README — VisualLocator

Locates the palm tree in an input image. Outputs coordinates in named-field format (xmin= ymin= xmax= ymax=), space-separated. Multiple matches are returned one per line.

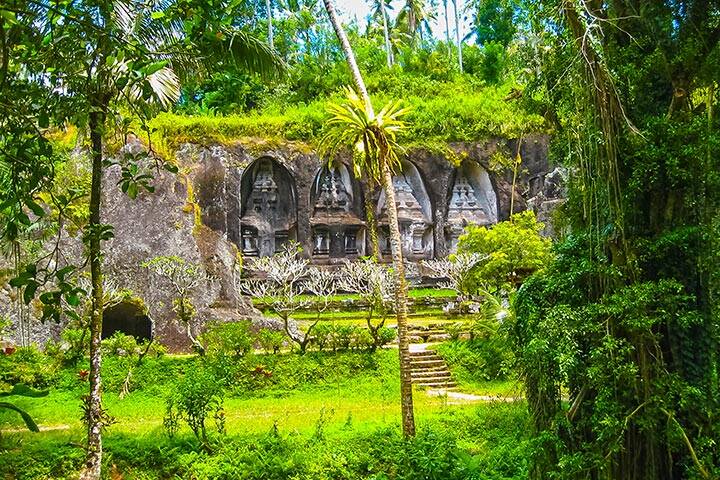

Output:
xmin=443 ymin=0 xmax=452 ymax=57
xmin=267 ymin=0 xmax=275 ymax=51
xmin=320 ymin=0 xmax=417 ymax=437
xmin=397 ymin=0 xmax=435 ymax=44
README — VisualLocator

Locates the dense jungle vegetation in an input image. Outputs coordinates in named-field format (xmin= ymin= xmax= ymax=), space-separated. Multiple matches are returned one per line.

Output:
xmin=0 ymin=0 xmax=719 ymax=479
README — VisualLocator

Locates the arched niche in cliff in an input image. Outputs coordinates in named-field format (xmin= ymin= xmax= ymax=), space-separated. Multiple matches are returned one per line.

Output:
xmin=102 ymin=301 xmax=152 ymax=341
xmin=445 ymin=161 xmax=498 ymax=252
xmin=376 ymin=160 xmax=434 ymax=260
xmin=309 ymin=162 xmax=366 ymax=260
xmin=239 ymin=156 xmax=298 ymax=258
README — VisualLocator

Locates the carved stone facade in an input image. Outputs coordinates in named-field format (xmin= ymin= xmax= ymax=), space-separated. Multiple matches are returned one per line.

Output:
xmin=191 ymin=136 xmax=554 ymax=263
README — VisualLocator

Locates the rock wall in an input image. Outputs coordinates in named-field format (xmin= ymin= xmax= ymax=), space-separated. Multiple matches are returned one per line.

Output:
xmin=2 ymin=135 xmax=562 ymax=352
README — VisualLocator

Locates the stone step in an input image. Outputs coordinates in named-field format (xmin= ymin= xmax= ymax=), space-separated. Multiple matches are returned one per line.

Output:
xmin=409 ymin=360 xmax=445 ymax=368
xmin=409 ymin=350 xmax=438 ymax=357
xmin=414 ymin=381 xmax=457 ymax=388
xmin=410 ymin=364 xmax=448 ymax=372
xmin=412 ymin=370 xmax=451 ymax=378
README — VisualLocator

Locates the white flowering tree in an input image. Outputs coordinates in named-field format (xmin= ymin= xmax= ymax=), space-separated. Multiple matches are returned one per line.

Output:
xmin=143 ymin=256 xmax=209 ymax=353
xmin=339 ymin=259 xmax=397 ymax=351
xmin=239 ymin=243 xmax=336 ymax=354
xmin=422 ymin=253 xmax=488 ymax=301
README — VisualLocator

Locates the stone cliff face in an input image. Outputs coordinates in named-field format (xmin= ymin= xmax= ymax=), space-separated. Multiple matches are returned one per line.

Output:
xmin=2 ymin=135 xmax=562 ymax=351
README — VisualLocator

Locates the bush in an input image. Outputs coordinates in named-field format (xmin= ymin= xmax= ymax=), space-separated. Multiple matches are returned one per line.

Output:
xmin=201 ymin=321 xmax=254 ymax=359
xmin=164 ymin=364 xmax=225 ymax=445
xmin=256 ymin=328 xmax=286 ymax=354
xmin=0 ymin=345 xmax=58 ymax=389
xmin=438 ymin=337 xmax=514 ymax=382
xmin=458 ymin=210 xmax=553 ymax=291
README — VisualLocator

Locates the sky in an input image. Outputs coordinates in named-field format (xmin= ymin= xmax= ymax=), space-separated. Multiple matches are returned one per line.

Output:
xmin=333 ymin=0 xmax=472 ymax=42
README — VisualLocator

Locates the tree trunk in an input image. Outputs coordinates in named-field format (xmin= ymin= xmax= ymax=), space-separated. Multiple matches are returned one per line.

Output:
xmin=443 ymin=0 xmax=452 ymax=57
xmin=266 ymin=0 xmax=274 ymax=51
xmin=79 ymin=109 xmax=105 ymax=480
xmin=381 ymin=166 xmax=416 ymax=437
xmin=380 ymin=0 xmax=393 ymax=67
xmin=452 ymin=0 xmax=463 ymax=73
xmin=322 ymin=0 xmax=416 ymax=437
xmin=364 ymin=177 xmax=381 ymax=261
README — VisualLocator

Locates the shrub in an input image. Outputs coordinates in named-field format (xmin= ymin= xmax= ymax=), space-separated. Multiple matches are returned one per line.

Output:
xmin=256 ymin=328 xmax=286 ymax=354
xmin=458 ymin=210 xmax=553 ymax=291
xmin=164 ymin=364 xmax=225 ymax=446
xmin=438 ymin=338 xmax=514 ymax=382
xmin=201 ymin=321 xmax=254 ymax=359
xmin=0 ymin=345 xmax=57 ymax=389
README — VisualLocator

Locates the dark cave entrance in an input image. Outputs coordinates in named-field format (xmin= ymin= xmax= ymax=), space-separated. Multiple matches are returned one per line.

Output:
xmin=101 ymin=301 xmax=152 ymax=341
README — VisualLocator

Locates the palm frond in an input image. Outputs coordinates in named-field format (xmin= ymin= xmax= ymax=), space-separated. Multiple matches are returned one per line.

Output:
xmin=319 ymin=87 xmax=409 ymax=183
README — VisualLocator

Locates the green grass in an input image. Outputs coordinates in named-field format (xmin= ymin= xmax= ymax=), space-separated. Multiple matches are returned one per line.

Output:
xmin=0 ymin=347 xmax=527 ymax=479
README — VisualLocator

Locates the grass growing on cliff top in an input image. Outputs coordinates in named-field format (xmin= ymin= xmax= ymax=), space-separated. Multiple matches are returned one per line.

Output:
xmin=148 ymin=83 xmax=545 ymax=156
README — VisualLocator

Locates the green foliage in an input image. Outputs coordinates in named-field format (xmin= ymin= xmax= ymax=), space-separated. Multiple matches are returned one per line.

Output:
xmin=0 ymin=346 xmax=58 ymax=389
xmin=164 ymin=364 xmax=225 ymax=445
xmin=200 ymin=321 xmax=254 ymax=359
xmin=0 ymin=402 xmax=531 ymax=479
xmin=438 ymin=336 xmax=514 ymax=382
xmin=256 ymin=328 xmax=287 ymax=354
xmin=458 ymin=210 xmax=553 ymax=291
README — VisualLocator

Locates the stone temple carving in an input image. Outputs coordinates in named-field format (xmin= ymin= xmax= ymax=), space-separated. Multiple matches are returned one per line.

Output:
xmin=377 ymin=161 xmax=434 ymax=260
xmin=445 ymin=162 xmax=498 ymax=252
xmin=310 ymin=164 xmax=365 ymax=261
xmin=240 ymin=157 xmax=297 ymax=258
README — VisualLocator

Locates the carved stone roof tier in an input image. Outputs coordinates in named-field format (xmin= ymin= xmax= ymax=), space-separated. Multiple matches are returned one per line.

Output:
xmin=310 ymin=212 xmax=366 ymax=226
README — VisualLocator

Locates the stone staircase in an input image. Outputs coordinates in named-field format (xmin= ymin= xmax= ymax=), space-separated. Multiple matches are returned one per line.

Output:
xmin=409 ymin=349 xmax=456 ymax=388
xmin=407 ymin=324 xmax=451 ymax=343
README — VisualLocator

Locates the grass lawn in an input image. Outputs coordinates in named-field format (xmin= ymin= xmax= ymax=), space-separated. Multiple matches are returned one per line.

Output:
xmin=0 ymin=375 xmax=518 ymax=437
xmin=0 ymin=348 xmax=527 ymax=479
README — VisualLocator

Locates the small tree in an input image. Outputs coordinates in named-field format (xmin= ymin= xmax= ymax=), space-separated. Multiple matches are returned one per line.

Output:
xmin=457 ymin=211 xmax=552 ymax=291
xmin=422 ymin=252 xmax=488 ymax=301
xmin=339 ymin=259 xmax=397 ymax=351
xmin=163 ymin=365 xmax=224 ymax=451
xmin=143 ymin=256 xmax=209 ymax=353
xmin=301 ymin=268 xmax=337 ymax=353
xmin=240 ymin=243 xmax=325 ymax=354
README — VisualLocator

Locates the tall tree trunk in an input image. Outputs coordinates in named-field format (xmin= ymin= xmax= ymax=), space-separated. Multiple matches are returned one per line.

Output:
xmin=80 ymin=108 xmax=106 ymax=480
xmin=322 ymin=0 xmax=416 ymax=437
xmin=364 ymin=174 xmax=382 ymax=261
xmin=380 ymin=0 xmax=394 ymax=67
xmin=443 ymin=0 xmax=452 ymax=57
xmin=266 ymin=0 xmax=274 ymax=51
xmin=380 ymin=166 xmax=416 ymax=437
xmin=452 ymin=0 xmax=463 ymax=73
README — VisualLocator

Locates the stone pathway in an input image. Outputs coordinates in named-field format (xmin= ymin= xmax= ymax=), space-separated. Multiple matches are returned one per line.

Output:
xmin=425 ymin=389 xmax=523 ymax=403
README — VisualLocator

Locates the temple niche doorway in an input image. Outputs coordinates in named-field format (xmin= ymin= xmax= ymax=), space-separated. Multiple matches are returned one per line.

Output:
xmin=309 ymin=162 xmax=366 ymax=261
xmin=445 ymin=161 xmax=498 ymax=252
xmin=376 ymin=160 xmax=434 ymax=260
xmin=239 ymin=157 xmax=298 ymax=258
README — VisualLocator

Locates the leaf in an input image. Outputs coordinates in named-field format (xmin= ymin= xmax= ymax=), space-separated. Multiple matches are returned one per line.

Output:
xmin=141 ymin=60 xmax=169 ymax=77
xmin=25 ymin=198 xmax=45 ymax=217
xmin=151 ymin=11 xmax=165 ymax=19
xmin=127 ymin=183 xmax=138 ymax=199
xmin=23 ymin=280 xmax=39 ymax=305
xmin=38 ymin=112 xmax=49 ymax=129
xmin=164 ymin=163 xmax=179 ymax=174
xmin=0 ymin=402 xmax=40 ymax=432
